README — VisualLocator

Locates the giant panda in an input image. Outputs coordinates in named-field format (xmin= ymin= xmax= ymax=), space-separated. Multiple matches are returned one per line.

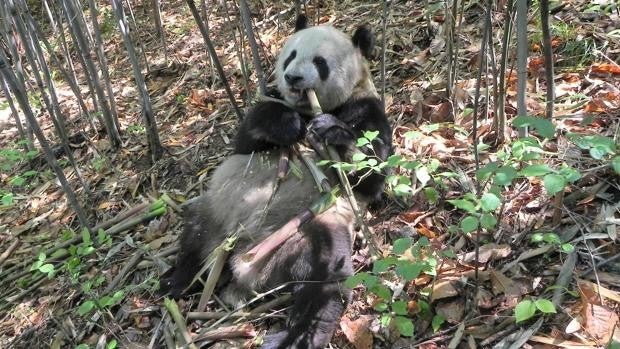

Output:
xmin=161 ymin=15 xmax=392 ymax=349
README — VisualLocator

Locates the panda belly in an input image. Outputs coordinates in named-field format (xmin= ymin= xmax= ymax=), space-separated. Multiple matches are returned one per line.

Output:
xmin=205 ymin=151 xmax=355 ymax=292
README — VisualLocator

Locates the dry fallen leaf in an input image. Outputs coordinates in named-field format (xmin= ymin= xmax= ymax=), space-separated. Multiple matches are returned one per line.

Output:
xmin=435 ymin=298 xmax=465 ymax=324
xmin=591 ymin=63 xmax=620 ymax=76
xmin=340 ymin=316 xmax=373 ymax=349
xmin=431 ymin=279 xmax=460 ymax=302
xmin=581 ymin=302 xmax=618 ymax=343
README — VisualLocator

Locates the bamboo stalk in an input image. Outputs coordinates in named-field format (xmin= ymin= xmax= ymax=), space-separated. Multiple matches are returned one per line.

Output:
xmin=305 ymin=89 xmax=378 ymax=256
xmin=163 ymin=298 xmax=198 ymax=349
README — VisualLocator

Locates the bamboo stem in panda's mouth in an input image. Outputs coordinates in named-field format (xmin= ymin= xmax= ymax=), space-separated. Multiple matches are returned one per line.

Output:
xmin=306 ymin=89 xmax=323 ymax=116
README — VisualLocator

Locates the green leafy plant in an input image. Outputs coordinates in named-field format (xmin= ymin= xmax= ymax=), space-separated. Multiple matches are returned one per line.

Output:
xmin=30 ymin=253 xmax=56 ymax=278
xmin=530 ymin=232 xmax=575 ymax=253
xmin=0 ymin=143 xmax=38 ymax=172
xmin=78 ymin=290 xmax=125 ymax=317
xmin=346 ymin=236 xmax=443 ymax=337
xmin=514 ymin=298 xmax=556 ymax=323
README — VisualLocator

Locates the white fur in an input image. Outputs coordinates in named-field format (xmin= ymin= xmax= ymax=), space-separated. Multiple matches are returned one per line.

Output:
xmin=276 ymin=25 xmax=366 ymax=112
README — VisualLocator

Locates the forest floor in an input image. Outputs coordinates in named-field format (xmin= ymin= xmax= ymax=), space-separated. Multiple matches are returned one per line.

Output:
xmin=0 ymin=0 xmax=619 ymax=348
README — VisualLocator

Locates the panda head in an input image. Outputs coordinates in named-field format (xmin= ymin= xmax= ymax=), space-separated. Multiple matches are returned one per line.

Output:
xmin=275 ymin=16 xmax=376 ymax=112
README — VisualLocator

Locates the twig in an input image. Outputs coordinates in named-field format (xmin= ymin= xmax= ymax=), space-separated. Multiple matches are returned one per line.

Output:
xmin=0 ymin=239 xmax=19 ymax=267
xmin=104 ymin=250 xmax=144 ymax=294
xmin=163 ymin=298 xmax=198 ymax=349
xmin=193 ymin=324 xmax=256 ymax=343
xmin=187 ymin=294 xmax=291 ymax=320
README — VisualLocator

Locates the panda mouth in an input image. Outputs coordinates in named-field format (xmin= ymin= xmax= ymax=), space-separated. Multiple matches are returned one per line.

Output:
xmin=288 ymin=88 xmax=308 ymax=104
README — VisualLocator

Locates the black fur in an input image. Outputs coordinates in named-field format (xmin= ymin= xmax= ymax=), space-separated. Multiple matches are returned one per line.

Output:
xmin=295 ymin=14 xmax=308 ymax=32
xmin=312 ymin=56 xmax=330 ymax=80
xmin=283 ymin=50 xmax=297 ymax=71
xmin=235 ymin=101 xmax=307 ymax=154
xmin=352 ymin=25 xmax=375 ymax=59
xmin=237 ymin=96 xmax=391 ymax=201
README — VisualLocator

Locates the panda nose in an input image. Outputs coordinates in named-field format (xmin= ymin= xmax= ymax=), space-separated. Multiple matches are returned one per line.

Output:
xmin=284 ymin=74 xmax=303 ymax=85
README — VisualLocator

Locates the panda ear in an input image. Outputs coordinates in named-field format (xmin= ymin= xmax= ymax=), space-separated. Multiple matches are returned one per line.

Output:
xmin=295 ymin=14 xmax=309 ymax=32
xmin=352 ymin=25 xmax=374 ymax=59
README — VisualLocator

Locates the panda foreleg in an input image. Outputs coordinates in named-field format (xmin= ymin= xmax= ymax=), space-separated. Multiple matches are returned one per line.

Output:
xmin=235 ymin=101 xmax=306 ymax=154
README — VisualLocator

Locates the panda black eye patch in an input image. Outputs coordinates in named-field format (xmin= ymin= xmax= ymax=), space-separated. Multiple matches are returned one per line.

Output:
xmin=313 ymin=56 xmax=329 ymax=80
xmin=283 ymin=50 xmax=296 ymax=70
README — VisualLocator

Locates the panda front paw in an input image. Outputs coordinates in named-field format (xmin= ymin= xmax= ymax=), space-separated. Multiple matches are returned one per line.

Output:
xmin=260 ymin=331 xmax=288 ymax=349
xmin=308 ymin=113 xmax=354 ymax=146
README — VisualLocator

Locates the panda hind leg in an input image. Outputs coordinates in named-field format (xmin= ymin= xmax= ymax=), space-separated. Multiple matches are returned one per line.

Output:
xmin=261 ymin=221 xmax=353 ymax=349
xmin=159 ymin=203 xmax=213 ymax=299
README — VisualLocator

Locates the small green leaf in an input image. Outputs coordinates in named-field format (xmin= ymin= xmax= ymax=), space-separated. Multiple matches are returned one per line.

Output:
xmin=519 ymin=164 xmax=553 ymax=177
xmin=10 ymin=176 xmax=25 ymax=186
xmin=392 ymin=300 xmax=408 ymax=315
xmin=106 ymin=339 xmax=118 ymax=349
xmin=356 ymin=138 xmax=370 ymax=147
xmin=480 ymin=192 xmax=501 ymax=212
xmin=78 ymin=300 xmax=96 ymax=316
xmin=393 ymin=183 xmax=413 ymax=197
xmin=393 ymin=316 xmax=414 ymax=337
xmin=379 ymin=313 xmax=392 ymax=327
xmin=363 ymin=130 xmax=379 ymax=141
xmin=494 ymin=166 xmax=518 ymax=186
xmin=534 ymin=299 xmax=556 ymax=313
xmin=386 ymin=154 xmax=403 ymax=167
xmin=559 ymin=166 xmax=581 ymax=183
xmin=590 ymin=146 xmax=607 ymax=160
xmin=515 ymin=299 xmax=536 ymax=323
xmin=543 ymin=174 xmax=566 ymax=195
xmin=373 ymin=258 xmax=393 ymax=273
xmin=561 ymin=243 xmax=575 ymax=253
xmin=371 ymin=284 xmax=392 ymax=300
xmin=345 ymin=274 xmax=362 ymax=288
xmin=460 ymin=216 xmax=479 ymax=233
xmin=513 ymin=116 xmax=556 ymax=138
xmin=39 ymin=263 xmax=55 ymax=274
xmin=1 ymin=193 xmax=13 ymax=206
xmin=447 ymin=199 xmax=476 ymax=213
xmin=424 ymin=187 xmax=439 ymax=203
xmin=543 ymin=232 xmax=561 ymax=244
xmin=612 ymin=156 xmax=620 ymax=174
xmin=431 ymin=314 xmax=445 ymax=332
xmin=352 ymin=153 xmax=367 ymax=162
xmin=393 ymin=238 xmax=412 ymax=254
xmin=374 ymin=302 xmax=388 ymax=312
xmin=480 ymin=213 xmax=498 ymax=229
xmin=476 ymin=162 xmax=499 ymax=181
xmin=75 ymin=344 xmax=90 ymax=349
xmin=81 ymin=228 xmax=92 ymax=245
xmin=395 ymin=262 xmax=424 ymax=281
xmin=530 ymin=233 xmax=544 ymax=243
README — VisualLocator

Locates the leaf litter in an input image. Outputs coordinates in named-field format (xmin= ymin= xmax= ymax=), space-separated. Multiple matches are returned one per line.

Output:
xmin=0 ymin=0 xmax=619 ymax=348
